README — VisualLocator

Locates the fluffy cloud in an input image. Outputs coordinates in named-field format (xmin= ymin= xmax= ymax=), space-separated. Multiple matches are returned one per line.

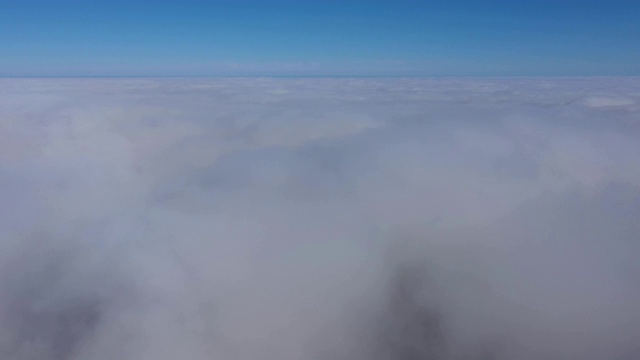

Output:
xmin=0 ymin=77 xmax=639 ymax=360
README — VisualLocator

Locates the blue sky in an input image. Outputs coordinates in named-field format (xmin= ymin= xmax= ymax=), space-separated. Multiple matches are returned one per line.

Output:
xmin=1 ymin=0 xmax=639 ymax=77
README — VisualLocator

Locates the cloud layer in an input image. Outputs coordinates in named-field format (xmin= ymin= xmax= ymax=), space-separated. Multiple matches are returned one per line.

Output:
xmin=1 ymin=77 xmax=639 ymax=360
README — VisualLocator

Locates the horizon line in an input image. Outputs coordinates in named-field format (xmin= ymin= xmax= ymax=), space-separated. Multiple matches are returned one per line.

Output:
xmin=2 ymin=74 xmax=640 ymax=79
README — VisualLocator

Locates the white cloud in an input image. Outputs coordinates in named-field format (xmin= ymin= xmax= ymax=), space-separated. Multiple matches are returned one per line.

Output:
xmin=0 ymin=77 xmax=639 ymax=360
xmin=582 ymin=95 xmax=637 ymax=108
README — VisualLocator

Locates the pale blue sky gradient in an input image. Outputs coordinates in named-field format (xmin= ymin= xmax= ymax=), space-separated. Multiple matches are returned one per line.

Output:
xmin=1 ymin=0 xmax=639 ymax=76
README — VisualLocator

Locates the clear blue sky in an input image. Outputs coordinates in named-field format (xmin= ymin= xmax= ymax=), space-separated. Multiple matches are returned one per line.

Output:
xmin=1 ymin=0 xmax=639 ymax=77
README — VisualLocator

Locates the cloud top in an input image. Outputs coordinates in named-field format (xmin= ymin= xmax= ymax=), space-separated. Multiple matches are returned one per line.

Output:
xmin=1 ymin=77 xmax=639 ymax=360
